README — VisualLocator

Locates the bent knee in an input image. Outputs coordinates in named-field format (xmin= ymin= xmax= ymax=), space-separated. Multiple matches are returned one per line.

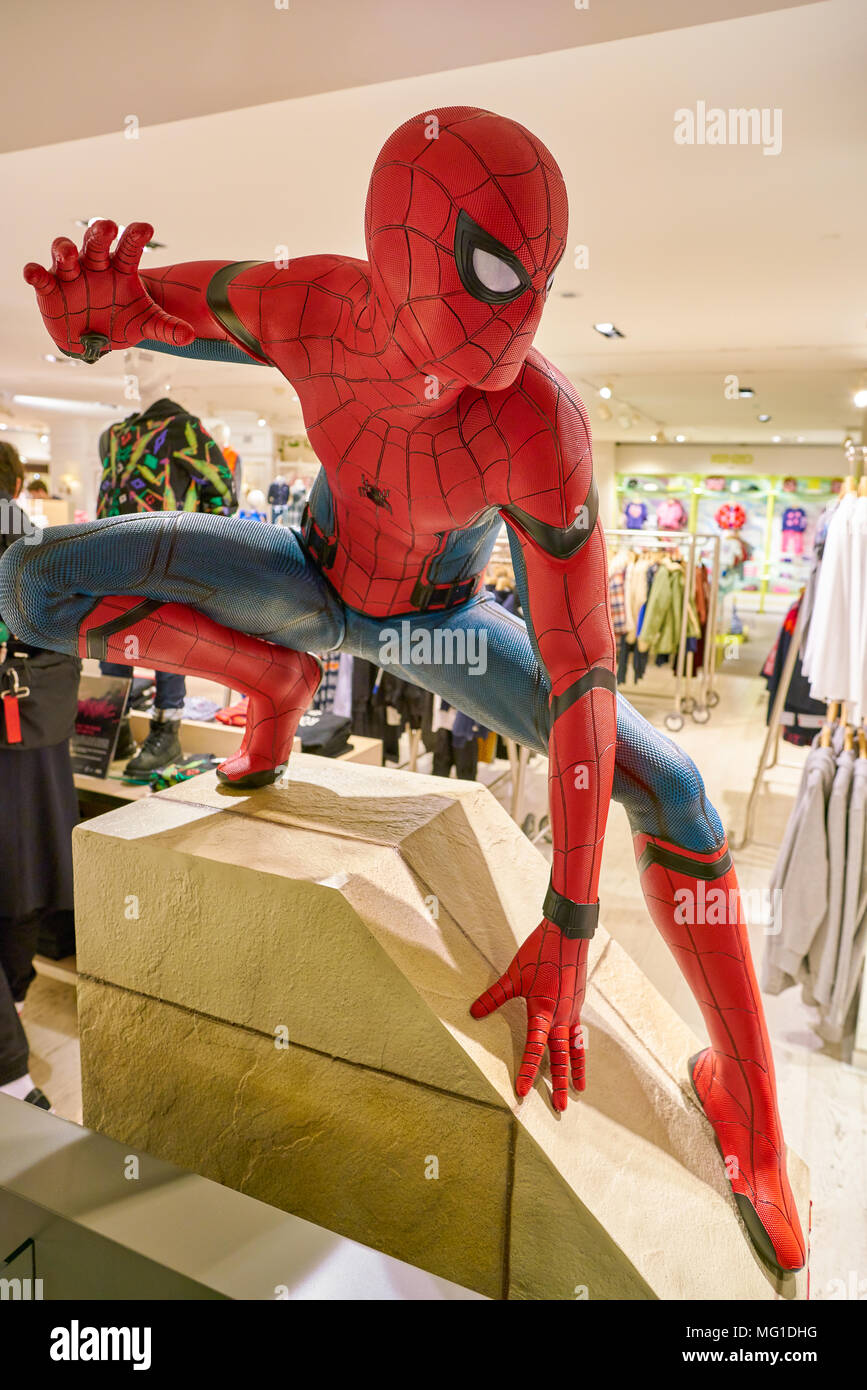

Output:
xmin=0 ymin=533 xmax=81 ymax=653
xmin=613 ymin=724 xmax=724 ymax=853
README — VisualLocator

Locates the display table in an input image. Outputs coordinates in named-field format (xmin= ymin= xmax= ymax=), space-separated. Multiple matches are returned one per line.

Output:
xmin=73 ymin=757 xmax=809 ymax=1300
xmin=0 ymin=1095 xmax=480 ymax=1300
xmin=74 ymin=732 xmax=384 ymax=804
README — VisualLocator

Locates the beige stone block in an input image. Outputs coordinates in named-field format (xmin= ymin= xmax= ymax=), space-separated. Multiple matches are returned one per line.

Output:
xmin=78 ymin=978 xmax=511 ymax=1299
xmin=75 ymin=758 xmax=809 ymax=1299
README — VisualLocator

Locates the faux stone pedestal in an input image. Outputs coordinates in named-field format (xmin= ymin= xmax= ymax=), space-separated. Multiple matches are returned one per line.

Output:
xmin=73 ymin=755 xmax=809 ymax=1300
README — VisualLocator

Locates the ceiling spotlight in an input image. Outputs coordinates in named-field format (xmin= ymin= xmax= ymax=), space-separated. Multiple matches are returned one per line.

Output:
xmin=39 ymin=434 xmax=49 ymax=444
xmin=675 ymin=434 xmax=686 ymax=443
xmin=757 ymin=413 xmax=771 ymax=423
xmin=772 ymin=435 xmax=782 ymax=443
xmin=599 ymin=384 xmax=613 ymax=399
xmin=593 ymin=323 xmax=625 ymax=339
xmin=650 ymin=433 xmax=659 ymax=442
xmin=43 ymin=353 xmax=57 ymax=363
xmin=738 ymin=386 xmax=755 ymax=398
xmin=258 ymin=417 xmax=267 ymax=427
xmin=854 ymin=387 xmax=867 ymax=409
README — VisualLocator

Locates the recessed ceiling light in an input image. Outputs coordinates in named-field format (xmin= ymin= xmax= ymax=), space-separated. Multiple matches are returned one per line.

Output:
xmin=0 ymin=424 xmax=7 ymax=431
xmin=757 ymin=414 xmax=771 ymax=423
xmin=598 ymin=385 xmax=613 ymax=399
xmin=738 ymin=386 xmax=755 ymax=398
xmin=39 ymin=434 xmax=49 ymax=444
xmin=258 ymin=418 xmax=267 ymax=427
xmin=593 ymin=323 xmax=625 ymax=339
xmin=675 ymin=434 xmax=686 ymax=443
xmin=43 ymin=354 xmax=57 ymax=363
xmin=797 ymin=435 xmax=805 ymax=443
xmin=772 ymin=435 xmax=781 ymax=443
xmin=854 ymin=387 xmax=867 ymax=409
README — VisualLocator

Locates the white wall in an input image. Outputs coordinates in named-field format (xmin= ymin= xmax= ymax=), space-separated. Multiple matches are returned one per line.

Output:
xmin=615 ymin=442 xmax=842 ymax=478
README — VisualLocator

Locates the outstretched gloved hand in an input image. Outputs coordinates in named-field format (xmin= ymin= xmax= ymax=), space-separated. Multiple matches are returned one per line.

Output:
xmin=471 ymin=920 xmax=589 ymax=1111
xmin=24 ymin=220 xmax=193 ymax=362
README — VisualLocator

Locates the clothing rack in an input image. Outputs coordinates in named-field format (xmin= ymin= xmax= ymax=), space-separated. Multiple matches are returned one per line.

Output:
xmin=605 ymin=529 xmax=722 ymax=730
xmin=732 ymin=594 xmax=808 ymax=849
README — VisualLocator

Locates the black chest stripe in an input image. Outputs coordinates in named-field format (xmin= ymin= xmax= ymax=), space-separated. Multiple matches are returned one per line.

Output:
xmin=206 ymin=262 xmax=269 ymax=364
xmin=503 ymin=479 xmax=598 ymax=559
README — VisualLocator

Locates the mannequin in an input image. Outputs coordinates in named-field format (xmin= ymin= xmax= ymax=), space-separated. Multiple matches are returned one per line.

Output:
xmin=3 ymin=104 xmax=803 ymax=1272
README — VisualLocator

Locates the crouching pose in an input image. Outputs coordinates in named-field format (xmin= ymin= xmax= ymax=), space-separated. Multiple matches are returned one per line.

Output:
xmin=0 ymin=107 xmax=803 ymax=1273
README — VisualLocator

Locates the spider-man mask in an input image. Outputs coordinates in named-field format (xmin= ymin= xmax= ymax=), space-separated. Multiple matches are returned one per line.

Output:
xmin=365 ymin=106 xmax=568 ymax=393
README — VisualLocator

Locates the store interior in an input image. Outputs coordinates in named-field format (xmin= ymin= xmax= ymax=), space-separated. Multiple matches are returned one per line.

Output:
xmin=1 ymin=0 xmax=866 ymax=1303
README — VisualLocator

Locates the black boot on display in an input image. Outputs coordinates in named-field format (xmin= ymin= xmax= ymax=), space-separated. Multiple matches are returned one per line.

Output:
xmin=114 ymin=715 xmax=136 ymax=762
xmin=123 ymin=713 xmax=183 ymax=782
xmin=24 ymin=1087 xmax=52 ymax=1111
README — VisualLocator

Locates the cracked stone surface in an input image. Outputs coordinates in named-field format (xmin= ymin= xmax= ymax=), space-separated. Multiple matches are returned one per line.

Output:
xmin=75 ymin=756 xmax=809 ymax=1299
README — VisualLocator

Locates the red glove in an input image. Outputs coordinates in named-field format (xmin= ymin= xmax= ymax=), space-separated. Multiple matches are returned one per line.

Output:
xmin=471 ymin=920 xmax=589 ymax=1111
xmin=23 ymin=220 xmax=194 ymax=363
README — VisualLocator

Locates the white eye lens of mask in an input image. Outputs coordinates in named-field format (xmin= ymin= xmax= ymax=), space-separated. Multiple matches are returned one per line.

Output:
xmin=546 ymin=272 xmax=555 ymax=294
xmin=471 ymin=246 xmax=521 ymax=294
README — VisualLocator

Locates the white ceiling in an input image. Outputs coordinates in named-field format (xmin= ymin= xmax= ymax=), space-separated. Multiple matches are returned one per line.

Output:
xmin=1 ymin=0 xmax=864 ymax=452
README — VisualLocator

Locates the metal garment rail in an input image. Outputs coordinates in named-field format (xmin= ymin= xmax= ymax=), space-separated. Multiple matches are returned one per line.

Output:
xmin=605 ymin=530 xmax=722 ymax=730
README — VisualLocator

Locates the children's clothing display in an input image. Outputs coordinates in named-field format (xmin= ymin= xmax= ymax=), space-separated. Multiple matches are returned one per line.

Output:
xmin=714 ymin=502 xmax=747 ymax=532
xmin=656 ymin=498 xmax=687 ymax=531
xmin=781 ymin=507 xmax=808 ymax=556
xmin=608 ymin=545 xmax=706 ymax=685
xmin=623 ymin=500 xmax=648 ymax=530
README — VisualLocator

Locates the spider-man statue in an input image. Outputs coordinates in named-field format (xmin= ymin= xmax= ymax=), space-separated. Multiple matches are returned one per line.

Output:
xmin=0 ymin=106 xmax=803 ymax=1275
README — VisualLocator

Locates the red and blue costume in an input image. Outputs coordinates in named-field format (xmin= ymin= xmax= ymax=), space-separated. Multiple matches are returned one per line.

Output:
xmin=0 ymin=107 xmax=803 ymax=1273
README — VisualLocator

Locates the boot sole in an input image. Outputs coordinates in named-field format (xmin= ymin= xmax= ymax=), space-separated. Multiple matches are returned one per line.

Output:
xmin=688 ymin=1050 xmax=805 ymax=1278
xmin=216 ymin=764 xmax=287 ymax=790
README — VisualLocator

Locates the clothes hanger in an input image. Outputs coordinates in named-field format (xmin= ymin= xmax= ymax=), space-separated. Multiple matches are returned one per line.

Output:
xmin=820 ymin=701 xmax=839 ymax=748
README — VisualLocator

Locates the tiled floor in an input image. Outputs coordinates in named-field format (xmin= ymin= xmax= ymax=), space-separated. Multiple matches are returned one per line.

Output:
xmin=19 ymin=640 xmax=867 ymax=1297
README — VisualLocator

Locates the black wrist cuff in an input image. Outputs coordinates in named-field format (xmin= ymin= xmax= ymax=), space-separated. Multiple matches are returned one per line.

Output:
xmin=542 ymin=883 xmax=600 ymax=939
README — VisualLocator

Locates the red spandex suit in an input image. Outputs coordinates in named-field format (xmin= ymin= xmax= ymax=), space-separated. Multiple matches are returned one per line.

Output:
xmin=5 ymin=106 xmax=804 ymax=1274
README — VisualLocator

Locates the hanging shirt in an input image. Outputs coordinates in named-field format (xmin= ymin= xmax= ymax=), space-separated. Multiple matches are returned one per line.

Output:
xmin=623 ymin=500 xmax=647 ymax=529
xmin=819 ymin=756 xmax=867 ymax=1041
xmin=807 ymin=747 xmax=855 ymax=1010
xmin=803 ymin=494 xmax=855 ymax=707
xmin=656 ymin=498 xmax=687 ymax=531
xmin=764 ymin=744 xmax=836 ymax=994
xmin=781 ymin=507 xmax=807 ymax=533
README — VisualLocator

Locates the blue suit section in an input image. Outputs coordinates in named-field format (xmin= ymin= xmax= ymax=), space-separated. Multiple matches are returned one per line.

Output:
xmin=0 ymin=510 xmax=724 ymax=852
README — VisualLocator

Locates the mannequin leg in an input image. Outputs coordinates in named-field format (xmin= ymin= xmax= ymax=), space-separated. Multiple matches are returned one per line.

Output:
xmin=0 ymin=512 xmax=344 ymax=787
xmin=80 ymin=596 xmax=320 ymax=785
xmin=615 ymin=697 xmax=805 ymax=1274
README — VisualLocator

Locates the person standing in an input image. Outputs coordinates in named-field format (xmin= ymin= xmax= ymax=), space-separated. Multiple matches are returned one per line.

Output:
xmin=96 ymin=397 xmax=238 ymax=777
xmin=0 ymin=442 xmax=80 ymax=1110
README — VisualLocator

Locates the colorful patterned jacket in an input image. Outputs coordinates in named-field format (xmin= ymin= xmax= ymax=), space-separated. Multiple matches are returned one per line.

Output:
xmin=97 ymin=398 xmax=238 ymax=517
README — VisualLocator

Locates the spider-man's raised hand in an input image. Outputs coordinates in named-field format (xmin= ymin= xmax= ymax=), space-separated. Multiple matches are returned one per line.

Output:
xmin=23 ymin=219 xmax=194 ymax=363
xmin=471 ymin=921 xmax=589 ymax=1111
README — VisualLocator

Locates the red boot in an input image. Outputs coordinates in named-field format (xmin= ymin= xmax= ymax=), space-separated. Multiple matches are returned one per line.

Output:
xmin=80 ymin=596 xmax=321 ymax=787
xmin=635 ymin=833 xmax=805 ymax=1275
